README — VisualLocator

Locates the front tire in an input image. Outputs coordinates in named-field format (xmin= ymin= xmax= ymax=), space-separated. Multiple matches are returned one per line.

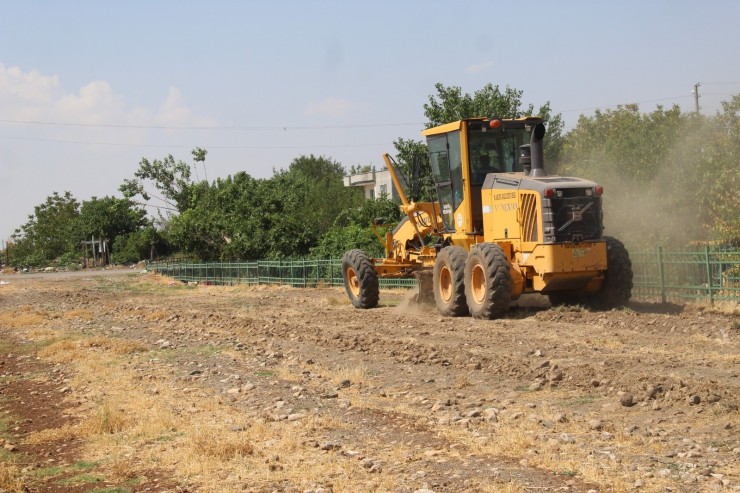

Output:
xmin=433 ymin=246 xmax=469 ymax=316
xmin=465 ymin=243 xmax=512 ymax=319
xmin=587 ymin=236 xmax=633 ymax=309
xmin=341 ymin=249 xmax=379 ymax=309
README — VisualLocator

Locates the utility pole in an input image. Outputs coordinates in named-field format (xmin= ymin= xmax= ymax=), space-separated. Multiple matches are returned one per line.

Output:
xmin=693 ymin=82 xmax=701 ymax=113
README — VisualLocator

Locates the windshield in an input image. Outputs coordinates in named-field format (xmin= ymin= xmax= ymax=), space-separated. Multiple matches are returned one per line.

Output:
xmin=467 ymin=124 xmax=532 ymax=184
xmin=428 ymin=131 xmax=463 ymax=231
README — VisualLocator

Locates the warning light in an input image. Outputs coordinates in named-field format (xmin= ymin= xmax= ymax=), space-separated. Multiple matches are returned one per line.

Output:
xmin=489 ymin=119 xmax=501 ymax=129
xmin=595 ymin=185 xmax=604 ymax=196
xmin=544 ymin=188 xmax=555 ymax=198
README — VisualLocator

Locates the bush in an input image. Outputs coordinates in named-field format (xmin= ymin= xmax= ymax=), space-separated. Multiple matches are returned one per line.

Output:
xmin=310 ymin=224 xmax=385 ymax=259
xmin=112 ymin=228 xmax=169 ymax=264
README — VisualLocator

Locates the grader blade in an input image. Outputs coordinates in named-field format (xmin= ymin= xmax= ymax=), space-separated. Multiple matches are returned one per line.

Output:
xmin=413 ymin=270 xmax=434 ymax=305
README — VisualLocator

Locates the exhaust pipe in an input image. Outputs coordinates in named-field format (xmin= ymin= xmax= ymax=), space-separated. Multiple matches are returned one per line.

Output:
xmin=529 ymin=122 xmax=546 ymax=177
xmin=519 ymin=145 xmax=532 ymax=176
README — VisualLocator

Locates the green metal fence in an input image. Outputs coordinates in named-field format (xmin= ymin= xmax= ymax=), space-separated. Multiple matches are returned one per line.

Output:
xmin=147 ymin=258 xmax=417 ymax=290
xmin=148 ymin=247 xmax=740 ymax=304
xmin=630 ymin=247 xmax=739 ymax=303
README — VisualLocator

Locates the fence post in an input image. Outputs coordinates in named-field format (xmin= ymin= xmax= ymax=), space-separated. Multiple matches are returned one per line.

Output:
xmin=658 ymin=247 xmax=666 ymax=304
xmin=706 ymin=246 xmax=713 ymax=305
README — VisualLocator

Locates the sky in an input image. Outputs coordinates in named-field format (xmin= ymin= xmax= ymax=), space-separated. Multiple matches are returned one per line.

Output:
xmin=2 ymin=0 xmax=740 ymax=242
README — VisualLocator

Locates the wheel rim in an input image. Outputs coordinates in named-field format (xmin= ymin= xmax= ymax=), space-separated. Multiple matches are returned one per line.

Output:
xmin=471 ymin=263 xmax=486 ymax=304
xmin=346 ymin=267 xmax=360 ymax=297
xmin=439 ymin=265 xmax=452 ymax=303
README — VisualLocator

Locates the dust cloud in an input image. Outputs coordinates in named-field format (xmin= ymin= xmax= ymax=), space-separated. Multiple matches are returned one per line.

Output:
xmin=563 ymin=123 xmax=716 ymax=251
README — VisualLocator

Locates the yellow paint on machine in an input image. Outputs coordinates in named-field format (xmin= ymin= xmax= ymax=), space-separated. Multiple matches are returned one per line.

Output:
xmin=523 ymin=242 xmax=607 ymax=292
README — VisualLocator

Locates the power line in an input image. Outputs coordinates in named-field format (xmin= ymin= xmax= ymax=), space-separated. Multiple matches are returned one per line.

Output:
xmin=0 ymin=119 xmax=424 ymax=131
xmin=2 ymin=89 xmax=737 ymax=150
xmin=0 ymin=134 xmax=388 ymax=149
xmin=558 ymin=90 xmax=739 ymax=114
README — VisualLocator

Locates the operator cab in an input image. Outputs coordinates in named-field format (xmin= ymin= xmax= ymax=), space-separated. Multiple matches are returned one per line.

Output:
xmin=424 ymin=117 xmax=543 ymax=233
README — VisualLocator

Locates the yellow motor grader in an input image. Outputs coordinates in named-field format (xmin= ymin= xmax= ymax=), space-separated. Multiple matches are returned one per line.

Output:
xmin=341 ymin=117 xmax=633 ymax=318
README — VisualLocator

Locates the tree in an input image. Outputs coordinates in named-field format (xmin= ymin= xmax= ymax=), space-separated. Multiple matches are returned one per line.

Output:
xmin=119 ymin=151 xmax=199 ymax=214
xmin=392 ymin=83 xmax=565 ymax=202
xmin=276 ymin=154 xmax=361 ymax=233
xmin=112 ymin=226 xmax=170 ymax=263
xmin=557 ymin=97 xmax=740 ymax=247
xmin=424 ymin=83 xmax=530 ymax=127
xmin=11 ymin=191 xmax=80 ymax=266
xmin=312 ymin=197 xmax=403 ymax=259
xmin=423 ymin=83 xmax=565 ymax=161
xmin=192 ymin=147 xmax=208 ymax=182
xmin=168 ymin=173 xmax=266 ymax=260
xmin=391 ymin=138 xmax=434 ymax=202
xmin=165 ymin=155 xmax=365 ymax=260
xmin=78 ymin=196 xmax=148 ymax=245
xmin=692 ymin=95 xmax=740 ymax=242
xmin=310 ymin=224 xmax=382 ymax=259
xmin=266 ymin=155 xmax=364 ymax=257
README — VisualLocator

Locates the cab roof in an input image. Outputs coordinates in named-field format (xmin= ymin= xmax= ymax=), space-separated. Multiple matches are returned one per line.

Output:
xmin=421 ymin=116 xmax=544 ymax=137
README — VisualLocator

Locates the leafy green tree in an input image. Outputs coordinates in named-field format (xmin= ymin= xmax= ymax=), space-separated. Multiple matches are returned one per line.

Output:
xmin=556 ymin=104 xmax=687 ymax=179
xmin=692 ymin=95 xmax=740 ymax=242
xmin=275 ymin=154 xmax=362 ymax=233
xmin=310 ymin=224 xmax=382 ymax=259
xmin=119 ymin=152 xmax=198 ymax=213
xmin=256 ymin=155 xmax=363 ymax=258
xmin=170 ymin=174 xmax=271 ymax=259
xmin=423 ymin=82 xmax=565 ymax=161
xmin=332 ymin=197 xmax=402 ymax=228
xmin=557 ymin=104 xmax=694 ymax=247
xmin=166 ymin=156 xmax=364 ymax=260
xmin=78 ymin=196 xmax=148 ymax=245
xmin=312 ymin=197 xmax=404 ymax=259
xmin=112 ymin=226 xmax=170 ymax=263
xmin=391 ymin=138 xmax=434 ymax=202
xmin=392 ymin=83 xmax=565 ymax=202
xmin=11 ymin=191 xmax=80 ymax=266
xmin=558 ymin=98 xmax=739 ymax=247
xmin=192 ymin=147 xmax=208 ymax=182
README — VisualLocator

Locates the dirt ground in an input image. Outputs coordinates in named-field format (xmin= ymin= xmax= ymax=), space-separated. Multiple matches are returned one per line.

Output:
xmin=0 ymin=270 xmax=737 ymax=493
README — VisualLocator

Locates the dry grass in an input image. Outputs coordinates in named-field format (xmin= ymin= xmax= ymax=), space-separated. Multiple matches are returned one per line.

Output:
xmin=20 ymin=332 xmax=370 ymax=492
xmin=37 ymin=334 xmax=148 ymax=363
xmin=143 ymin=309 xmax=170 ymax=321
xmin=0 ymin=310 xmax=46 ymax=328
xmin=80 ymin=401 xmax=131 ymax=436
xmin=189 ymin=424 xmax=254 ymax=459
xmin=37 ymin=338 xmax=79 ymax=362
xmin=455 ymin=374 xmax=472 ymax=389
xmin=63 ymin=309 xmax=94 ymax=320
xmin=0 ymin=463 xmax=25 ymax=493
xmin=81 ymin=335 xmax=149 ymax=354
xmin=8 ymin=274 xmax=736 ymax=492
xmin=103 ymin=455 xmax=140 ymax=482
xmin=23 ymin=424 xmax=78 ymax=445
xmin=403 ymin=393 xmax=663 ymax=493
xmin=278 ymin=360 xmax=371 ymax=389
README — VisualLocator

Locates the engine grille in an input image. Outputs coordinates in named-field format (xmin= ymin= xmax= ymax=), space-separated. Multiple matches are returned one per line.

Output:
xmin=519 ymin=193 xmax=539 ymax=242
xmin=551 ymin=196 xmax=602 ymax=243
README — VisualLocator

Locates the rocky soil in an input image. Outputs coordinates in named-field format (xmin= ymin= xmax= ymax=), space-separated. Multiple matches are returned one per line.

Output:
xmin=0 ymin=270 xmax=737 ymax=493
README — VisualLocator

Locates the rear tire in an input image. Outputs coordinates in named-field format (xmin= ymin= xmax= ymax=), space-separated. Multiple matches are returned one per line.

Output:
xmin=465 ymin=243 xmax=512 ymax=319
xmin=433 ymin=246 xmax=469 ymax=316
xmin=341 ymin=249 xmax=379 ymax=309
xmin=587 ymin=236 xmax=633 ymax=309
